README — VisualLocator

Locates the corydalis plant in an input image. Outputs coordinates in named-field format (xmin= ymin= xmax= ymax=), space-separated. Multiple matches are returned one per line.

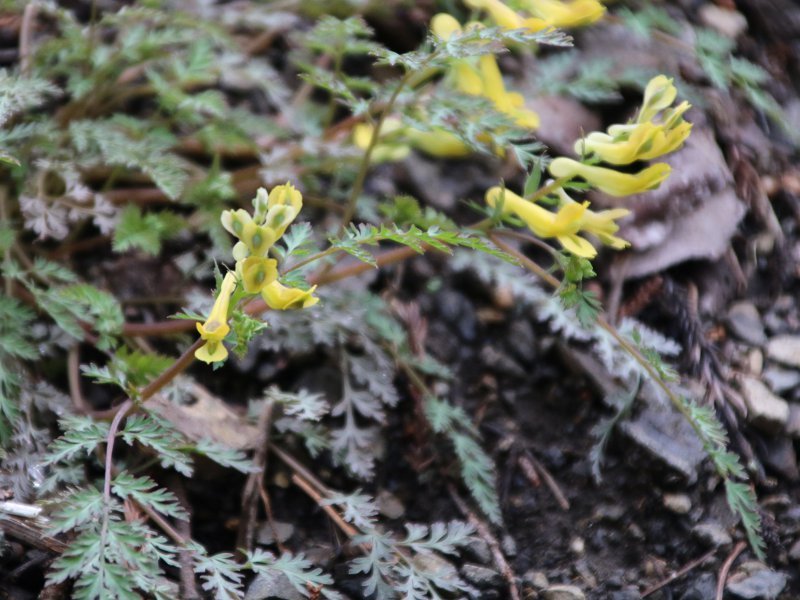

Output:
xmin=195 ymin=184 xmax=319 ymax=364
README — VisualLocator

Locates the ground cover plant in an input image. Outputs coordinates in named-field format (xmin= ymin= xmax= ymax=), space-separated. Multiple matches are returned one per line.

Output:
xmin=1 ymin=0 xmax=799 ymax=598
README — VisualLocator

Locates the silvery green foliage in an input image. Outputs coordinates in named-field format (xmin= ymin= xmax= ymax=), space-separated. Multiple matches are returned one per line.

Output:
xmin=323 ymin=492 xmax=476 ymax=599
xmin=258 ymin=291 xmax=399 ymax=478
xmin=246 ymin=549 xmax=342 ymax=599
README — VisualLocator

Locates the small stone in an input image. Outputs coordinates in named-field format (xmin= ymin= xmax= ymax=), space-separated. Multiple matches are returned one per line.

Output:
xmin=766 ymin=335 xmax=800 ymax=369
xmin=376 ymin=490 xmax=405 ymax=519
xmin=246 ymin=572 xmax=303 ymax=600
xmin=501 ymin=534 xmax=517 ymax=558
xmin=726 ymin=302 xmax=767 ymax=346
xmin=663 ymin=493 xmax=692 ymax=515
xmin=466 ymin=538 xmax=492 ymax=564
xmin=786 ymin=405 xmax=800 ymax=438
xmin=593 ymin=504 xmax=625 ymax=522
xmin=741 ymin=377 xmax=790 ymax=433
xmin=763 ymin=368 xmax=800 ymax=394
xmin=256 ymin=521 xmax=295 ymax=545
xmin=698 ymin=4 xmax=748 ymax=38
xmin=788 ymin=539 xmax=800 ymax=562
xmin=726 ymin=569 xmax=787 ymax=599
xmin=543 ymin=584 xmax=586 ymax=600
xmin=569 ymin=537 xmax=585 ymax=555
xmin=460 ymin=564 xmax=502 ymax=589
xmin=523 ymin=570 xmax=549 ymax=590
xmin=680 ymin=572 xmax=717 ymax=600
xmin=692 ymin=522 xmax=732 ymax=547
xmin=747 ymin=349 xmax=763 ymax=375
xmin=609 ymin=589 xmax=640 ymax=600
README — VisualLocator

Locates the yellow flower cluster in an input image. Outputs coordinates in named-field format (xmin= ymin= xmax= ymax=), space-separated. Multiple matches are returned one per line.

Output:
xmin=465 ymin=0 xmax=605 ymax=32
xmin=432 ymin=13 xmax=540 ymax=129
xmin=549 ymin=75 xmax=691 ymax=196
xmin=486 ymin=75 xmax=691 ymax=258
xmin=486 ymin=186 xmax=629 ymax=258
xmin=195 ymin=184 xmax=318 ymax=364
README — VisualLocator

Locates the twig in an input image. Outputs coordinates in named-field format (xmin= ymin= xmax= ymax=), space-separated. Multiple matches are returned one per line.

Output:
xmin=237 ymin=399 xmax=275 ymax=554
xmin=19 ymin=3 xmax=36 ymax=76
xmin=519 ymin=453 xmax=569 ymax=511
xmin=715 ymin=541 xmax=746 ymax=600
xmin=167 ymin=474 xmax=199 ymax=599
xmin=640 ymin=548 xmax=716 ymax=597
xmin=67 ymin=346 xmax=91 ymax=413
xmin=449 ymin=487 xmax=520 ymax=600
xmin=290 ymin=473 xmax=358 ymax=540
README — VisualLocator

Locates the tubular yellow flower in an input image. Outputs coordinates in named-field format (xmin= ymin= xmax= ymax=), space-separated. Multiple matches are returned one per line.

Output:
xmin=637 ymin=75 xmax=678 ymax=124
xmin=576 ymin=121 xmax=691 ymax=165
xmin=519 ymin=0 xmax=606 ymax=28
xmin=464 ymin=0 xmax=547 ymax=32
xmin=486 ymin=186 xmax=597 ymax=257
xmin=195 ymin=272 xmax=236 ymax=363
xmin=195 ymin=339 xmax=228 ymax=364
xmin=237 ymin=256 xmax=278 ymax=294
xmin=431 ymin=13 xmax=463 ymax=39
xmin=405 ymin=128 xmax=472 ymax=158
xmin=549 ymin=158 xmax=671 ymax=197
xmin=476 ymin=55 xmax=540 ymax=128
xmin=262 ymin=281 xmax=320 ymax=310
xmin=352 ymin=121 xmax=412 ymax=163
xmin=220 ymin=208 xmax=252 ymax=239
xmin=555 ymin=189 xmax=630 ymax=249
xmin=241 ymin=221 xmax=276 ymax=257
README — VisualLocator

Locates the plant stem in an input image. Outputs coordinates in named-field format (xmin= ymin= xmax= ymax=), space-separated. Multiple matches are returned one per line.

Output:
xmin=337 ymin=71 xmax=415 ymax=235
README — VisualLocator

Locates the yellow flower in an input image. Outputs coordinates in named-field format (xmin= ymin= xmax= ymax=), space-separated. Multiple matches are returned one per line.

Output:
xmin=576 ymin=121 xmax=691 ymax=165
xmin=637 ymin=75 xmax=678 ymax=124
xmin=263 ymin=183 xmax=303 ymax=239
xmin=406 ymin=128 xmax=472 ymax=158
xmin=353 ymin=120 xmax=412 ymax=163
xmin=262 ymin=281 xmax=320 ymax=310
xmin=549 ymin=158 xmax=671 ymax=197
xmin=195 ymin=272 xmax=236 ymax=364
xmin=519 ymin=0 xmax=606 ymax=28
xmin=555 ymin=189 xmax=630 ymax=249
xmin=463 ymin=0 xmax=548 ymax=32
xmin=237 ymin=256 xmax=278 ymax=294
xmin=431 ymin=14 xmax=539 ymax=129
xmin=475 ymin=55 xmax=540 ymax=128
xmin=486 ymin=186 xmax=597 ymax=257
xmin=220 ymin=208 xmax=252 ymax=239
xmin=195 ymin=339 xmax=228 ymax=364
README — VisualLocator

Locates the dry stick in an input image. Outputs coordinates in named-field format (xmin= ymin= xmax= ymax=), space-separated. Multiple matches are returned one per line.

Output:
xmin=67 ymin=346 xmax=91 ymax=414
xmin=19 ymin=3 xmax=36 ymax=76
xmin=640 ymin=548 xmax=717 ymax=597
xmin=449 ymin=487 xmax=521 ymax=600
xmin=290 ymin=473 xmax=359 ymax=540
xmin=715 ymin=541 xmax=746 ymax=600
xmin=519 ymin=453 xmax=570 ymax=511
xmin=168 ymin=474 xmax=199 ymax=599
xmin=237 ymin=399 xmax=275 ymax=554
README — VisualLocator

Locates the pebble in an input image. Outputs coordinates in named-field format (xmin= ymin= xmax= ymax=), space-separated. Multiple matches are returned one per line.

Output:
xmin=376 ymin=490 xmax=405 ymax=519
xmin=522 ymin=570 xmax=549 ymax=590
xmin=747 ymin=349 xmax=763 ymax=375
xmin=679 ymin=572 xmax=717 ymax=600
xmin=789 ymin=539 xmax=800 ymax=562
xmin=460 ymin=563 xmax=502 ymax=588
xmin=256 ymin=521 xmax=295 ymax=545
xmin=766 ymin=335 xmax=800 ymax=369
xmin=785 ymin=404 xmax=800 ymax=438
xmin=569 ymin=537 xmax=585 ymax=555
xmin=698 ymin=4 xmax=748 ymax=38
xmin=501 ymin=534 xmax=517 ymax=558
xmin=691 ymin=522 xmax=732 ymax=547
xmin=663 ymin=493 xmax=692 ymax=515
xmin=542 ymin=584 xmax=586 ymax=600
xmin=609 ymin=589 xmax=640 ymax=600
xmin=245 ymin=572 xmax=303 ymax=600
xmin=763 ymin=367 xmax=800 ymax=394
xmin=466 ymin=538 xmax=492 ymax=564
xmin=726 ymin=301 xmax=767 ymax=346
xmin=726 ymin=568 xmax=787 ymax=599
xmin=740 ymin=377 xmax=790 ymax=433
